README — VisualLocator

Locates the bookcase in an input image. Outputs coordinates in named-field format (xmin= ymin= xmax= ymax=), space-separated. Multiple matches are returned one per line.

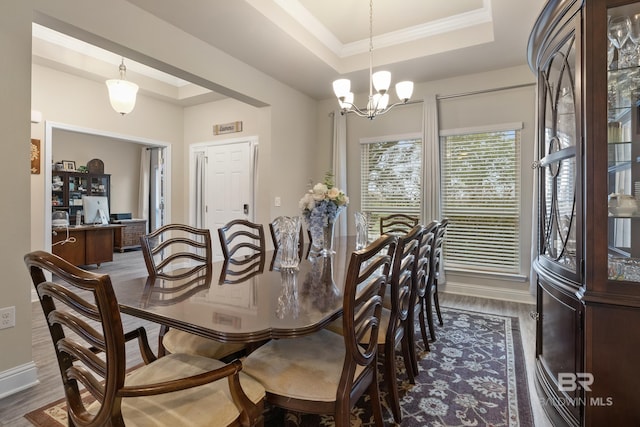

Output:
xmin=51 ymin=171 xmax=110 ymax=223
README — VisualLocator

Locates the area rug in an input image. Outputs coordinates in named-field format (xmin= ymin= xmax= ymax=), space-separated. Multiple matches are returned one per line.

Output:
xmin=25 ymin=307 xmax=533 ymax=427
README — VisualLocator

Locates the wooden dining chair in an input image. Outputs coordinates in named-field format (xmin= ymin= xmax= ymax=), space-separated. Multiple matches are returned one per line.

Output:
xmin=242 ymin=234 xmax=398 ymax=427
xmin=140 ymin=223 xmax=245 ymax=360
xmin=140 ymin=223 xmax=212 ymax=280
xmin=219 ymin=219 xmax=266 ymax=261
xmin=412 ymin=220 xmax=439 ymax=355
xmin=379 ymin=224 xmax=422 ymax=423
xmin=25 ymin=250 xmax=265 ymax=427
xmin=379 ymin=213 xmax=419 ymax=235
xmin=427 ymin=218 xmax=449 ymax=340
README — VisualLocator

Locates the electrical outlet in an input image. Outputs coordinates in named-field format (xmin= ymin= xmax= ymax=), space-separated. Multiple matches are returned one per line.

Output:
xmin=0 ymin=306 xmax=15 ymax=330
xmin=274 ymin=196 xmax=281 ymax=207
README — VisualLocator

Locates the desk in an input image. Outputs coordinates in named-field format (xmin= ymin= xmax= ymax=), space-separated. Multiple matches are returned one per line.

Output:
xmin=52 ymin=224 xmax=124 ymax=267
xmin=111 ymin=236 xmax=358 ymax=343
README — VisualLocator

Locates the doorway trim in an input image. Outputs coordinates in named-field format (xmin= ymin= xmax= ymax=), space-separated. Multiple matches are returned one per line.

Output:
xmin=188 ymin=135 xmax=259 ymax=227
xmin=43 ymin=121 xmax=172 ymax=250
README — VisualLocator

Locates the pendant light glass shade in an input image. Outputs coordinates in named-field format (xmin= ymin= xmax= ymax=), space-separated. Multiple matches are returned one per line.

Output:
xmin=372 ymin=71 xmax=391 ymax=93
xmin=395 ymin=81 xmax=414 ymax=102
xmin=106 ymin=59 xmax=139 ymax=115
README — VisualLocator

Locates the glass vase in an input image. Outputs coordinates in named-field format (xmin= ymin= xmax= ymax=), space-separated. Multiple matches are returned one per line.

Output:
xmin=308 ymin=206 xmax=344 ymax=256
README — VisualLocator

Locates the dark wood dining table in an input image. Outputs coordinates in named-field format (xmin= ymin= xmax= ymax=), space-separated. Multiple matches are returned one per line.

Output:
xmin=111 ymin=236 xmax=360 ymax=344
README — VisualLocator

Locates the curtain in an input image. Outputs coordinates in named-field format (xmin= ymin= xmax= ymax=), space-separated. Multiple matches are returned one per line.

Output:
xmin=195 ymin=151 xmax=206 ymax=228
xmin=422 ymin=95 xmax=444 ymax=283
xmin=423 ymin=95 xmax=441 ymax=223
xmin=138 ymin=147 xmax=150 ymax=223
xmin=332 ymin=110 xmax=347 ymax=236
xmin=530 ymin=86 xmax=540 ymax=295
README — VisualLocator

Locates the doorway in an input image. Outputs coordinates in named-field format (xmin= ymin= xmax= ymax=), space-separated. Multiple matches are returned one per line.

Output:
xmin=191 ymin=137 xmax=258 ymax=259
xmin=43 ymin=121 xmax=171 ymax=251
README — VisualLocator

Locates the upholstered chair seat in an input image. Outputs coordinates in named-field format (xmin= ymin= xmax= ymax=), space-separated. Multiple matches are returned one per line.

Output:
xmin=88 ymin=353 xmax=264 ymax=427
xmin=242 ymin=330 xmax=365 ymax=402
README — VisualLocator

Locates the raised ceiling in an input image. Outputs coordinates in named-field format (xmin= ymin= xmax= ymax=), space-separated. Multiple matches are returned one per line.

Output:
xmin=32 ymin=0 xmax=545 ymax=105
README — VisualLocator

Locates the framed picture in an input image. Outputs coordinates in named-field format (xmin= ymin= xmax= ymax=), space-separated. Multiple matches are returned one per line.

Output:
xmin=30 ymin=139 xmax=40 ymax=174
xmin=62 ymin=160 xmax=76 ymax=171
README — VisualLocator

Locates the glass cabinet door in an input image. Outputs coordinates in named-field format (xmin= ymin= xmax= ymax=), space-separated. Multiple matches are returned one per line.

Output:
xmin=539 ymin=29 xmax=580 ymax=280
xmin=607 ymin=4 xmax=640 ymax=282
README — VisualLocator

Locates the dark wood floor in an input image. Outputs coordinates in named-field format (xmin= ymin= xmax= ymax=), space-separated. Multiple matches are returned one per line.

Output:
xmin=0 ymin=249 xmax=552 ymax=426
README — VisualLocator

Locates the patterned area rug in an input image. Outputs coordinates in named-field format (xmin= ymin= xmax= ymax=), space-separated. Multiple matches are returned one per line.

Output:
xmin=25 ymin=307 xmax=533 ymax=427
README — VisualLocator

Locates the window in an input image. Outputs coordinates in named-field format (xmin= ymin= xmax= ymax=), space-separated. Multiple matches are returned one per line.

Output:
xmin=440 ymin=124 xmax=521 ymax=274
xmin=361 ymin=135 xmax=422 ymax=238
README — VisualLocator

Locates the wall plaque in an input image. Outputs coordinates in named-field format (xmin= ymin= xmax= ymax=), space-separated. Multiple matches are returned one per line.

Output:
xmin=213 ymin=121 xmax=243 ymax=135
xmin=30 ymin=139 xmax=40 ymax=174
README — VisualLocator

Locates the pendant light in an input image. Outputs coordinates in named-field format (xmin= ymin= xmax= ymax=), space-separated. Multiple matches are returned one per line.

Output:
xmin=106 ymin=58 xmax=139 ymax=115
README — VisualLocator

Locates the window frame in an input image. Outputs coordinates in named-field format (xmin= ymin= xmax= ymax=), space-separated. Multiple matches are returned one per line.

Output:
xmin=360 ymin=133 xmax=423 ymax=239
xmin=439 ymin=122 xmax=524 ymax=276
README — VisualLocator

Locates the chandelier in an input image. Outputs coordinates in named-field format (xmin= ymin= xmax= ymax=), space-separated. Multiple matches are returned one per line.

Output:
xmin=332 ymin=0 xmax=413 ymax=120
xmin=106 ymin=58 xmax=139 ymax=115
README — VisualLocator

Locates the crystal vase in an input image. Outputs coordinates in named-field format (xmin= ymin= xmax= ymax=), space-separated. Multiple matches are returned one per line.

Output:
xmin=308 ymin=206 xmax=344 ymax=256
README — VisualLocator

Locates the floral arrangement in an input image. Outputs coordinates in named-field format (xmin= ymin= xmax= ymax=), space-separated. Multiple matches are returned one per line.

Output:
xmin=299 ymin=172 xmax=349 ymax=225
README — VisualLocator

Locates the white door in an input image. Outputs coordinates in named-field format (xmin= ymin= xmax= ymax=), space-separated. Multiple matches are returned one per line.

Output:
xmin=204 ymin=141 xmax=253 ymax=258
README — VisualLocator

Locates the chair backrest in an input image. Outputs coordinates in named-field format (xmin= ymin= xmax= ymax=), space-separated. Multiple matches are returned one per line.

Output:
xmin=432 ymin=218 xmax=449 ymax=280
xmin=379 ymin=213 xmax=419 ymax=235
xmin=416 ymin=221 xmax=439 ymax=297
xmin=387 ymin=225 xmax=423 ymax=337
xmin=140 ymin=223 xmax=212 ymax=280
xmin=24 ymin=250 xmax=140 ymax=426
xmin=218 ymin=219 xmax=266 ymax=261
xmin=340 ymin=234 xmax=397 ymax=390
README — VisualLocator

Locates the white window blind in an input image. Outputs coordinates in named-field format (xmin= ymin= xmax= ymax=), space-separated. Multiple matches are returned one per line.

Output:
xmin=361 ymin=136 xmax=422 ymax=238
xmin=441 ymin=127 xmax=521 ymax=273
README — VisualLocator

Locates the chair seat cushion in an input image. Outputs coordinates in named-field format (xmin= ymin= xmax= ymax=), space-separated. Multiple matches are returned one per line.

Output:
xmin=242 ymin=329 xmax=363 ymax=402
xmin=163 ymin=329 xmax=245 ymax=359
xmin=89 ymin=353 xmax=264 ymax=427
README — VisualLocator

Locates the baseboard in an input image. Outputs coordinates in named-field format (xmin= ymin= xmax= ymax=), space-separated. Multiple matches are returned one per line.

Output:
xmin=0 ymin=362 xmax=39 ymax=400
xmin=442 ymin=281 xmax=535 ymax=305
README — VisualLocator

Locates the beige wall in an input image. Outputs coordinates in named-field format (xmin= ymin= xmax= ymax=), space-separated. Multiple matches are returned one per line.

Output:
xmin=0 ymin=0 xmax=35 ymax=390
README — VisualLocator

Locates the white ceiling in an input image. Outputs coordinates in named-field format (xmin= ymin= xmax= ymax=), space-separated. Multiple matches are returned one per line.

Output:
xmin=32 ymin=0 xmax=545 ymax=106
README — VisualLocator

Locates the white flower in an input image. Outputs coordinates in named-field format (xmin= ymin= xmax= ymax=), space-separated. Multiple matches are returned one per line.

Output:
xmin=327 ymin=187 xmax=340 ymax=199
xmin=313 ymin=183 xmax=328 ymax=195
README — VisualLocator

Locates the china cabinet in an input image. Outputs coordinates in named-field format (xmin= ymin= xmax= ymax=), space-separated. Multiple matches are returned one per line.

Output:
xmin=52 ymin=170 xmax=110 ymax=223
xmin=529 ymin=0 xmax=640 ymax=425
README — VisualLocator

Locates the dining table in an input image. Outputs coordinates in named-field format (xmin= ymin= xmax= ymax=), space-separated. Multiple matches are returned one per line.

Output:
xmin=111 ymin=236 xmax=363 ymax=344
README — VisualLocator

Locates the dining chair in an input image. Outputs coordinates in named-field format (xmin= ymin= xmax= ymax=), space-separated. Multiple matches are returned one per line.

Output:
xmin=140 ymin=223 xmax=246 ymax=360
xmin=218 ymin=219 xmax=266 ymax=261
xmin=379 ymin=213 xmax=419 ymax=235
xmin=412 ymin=220 xmax=439 ymax=355
xmin=428 ymin=218 xmax=449 ymax=338
xmin=242 ymin=234 xmax=398 ymax=427
xmin=140 ymin=223 xmax=212 ymax=280
xmin=379 ymin=224 xmax=422 ymax=423
xmin=25 ymin=250 xmax=265 ymax=427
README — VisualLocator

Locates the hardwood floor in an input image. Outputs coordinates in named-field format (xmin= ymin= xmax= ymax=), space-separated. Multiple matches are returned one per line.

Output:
xmin=0 ymin=250 xmax=553 ymax=426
